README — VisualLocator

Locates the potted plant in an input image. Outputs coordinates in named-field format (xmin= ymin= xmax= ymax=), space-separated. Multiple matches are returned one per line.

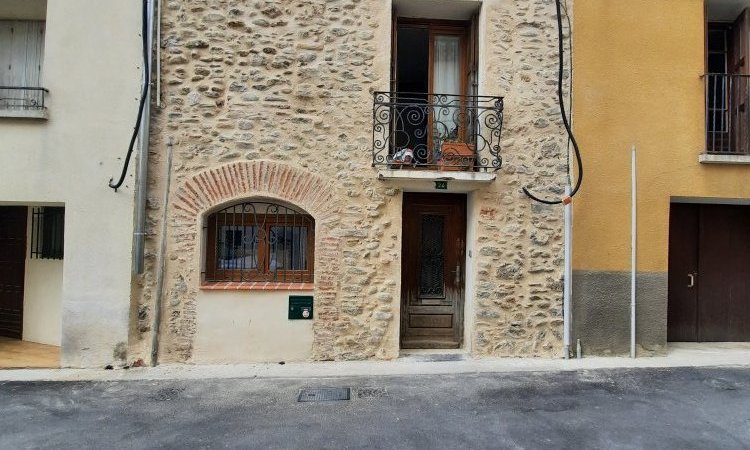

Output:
xmin=438 ymin=138 xmax=475 ymax=171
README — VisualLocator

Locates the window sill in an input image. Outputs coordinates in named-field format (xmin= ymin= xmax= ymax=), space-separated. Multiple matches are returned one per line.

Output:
xmin=377 ymin=168 xmax=496 ymax=192
xmin=201 ymin=281 xmax=314 ymax=291
xmin=0 ymin=108 xmax=48 ymax=120
xmin=699 ymin=153 xmax=750 ymax=165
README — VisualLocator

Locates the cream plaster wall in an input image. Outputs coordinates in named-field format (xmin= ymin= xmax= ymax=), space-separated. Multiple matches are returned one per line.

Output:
xmin=191 ymin=290 xmax=314 ymax=364
xmin=23 ymin=258 xmax=62 ymax=346
xmin=0 ymin=1 xmax=141 ymax=366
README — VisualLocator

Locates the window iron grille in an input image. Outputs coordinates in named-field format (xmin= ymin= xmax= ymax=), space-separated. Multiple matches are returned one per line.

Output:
xmin=204 ymin=201 xmax=314 ymax=283
xmin=30 ymin=207 xmax=64 ymax=260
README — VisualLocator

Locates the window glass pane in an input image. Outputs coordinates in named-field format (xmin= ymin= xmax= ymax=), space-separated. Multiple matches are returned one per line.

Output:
xmin=707 ymin=29 xmax=727 ymax=53
xmin=419 ymin=214 xmax=445 ymax=297
xmin=269 ymin=226 xmax=308 ymax=271
xmin=218 ymin=225 xmax=258 ymax=270
xmin=433 ymin=35 xmax=462 ymax=153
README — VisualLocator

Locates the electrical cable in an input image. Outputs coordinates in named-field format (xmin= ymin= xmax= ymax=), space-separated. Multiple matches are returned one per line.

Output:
xmin=522 ymin=0 xmax=583 ymax=205
xmin=561 ymin=0 xmax=573 ymax=187
xmin=109 ymin=0 xmax=150 ymax=192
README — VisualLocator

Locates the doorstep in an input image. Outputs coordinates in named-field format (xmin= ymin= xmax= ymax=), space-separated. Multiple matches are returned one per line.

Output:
xmin=1 ymin=343 xmax=749 ymax=382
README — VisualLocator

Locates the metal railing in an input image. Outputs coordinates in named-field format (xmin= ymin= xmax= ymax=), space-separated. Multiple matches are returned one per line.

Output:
xmin=0 ymin=86 xmax=49 ymax=110
xmin=704 ymin=73 xmax=750 ymax=155
xmin=372 ymin=92 xmax=504 ymax=171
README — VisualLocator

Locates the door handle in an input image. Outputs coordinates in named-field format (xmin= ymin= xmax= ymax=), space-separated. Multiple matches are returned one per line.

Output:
xmin=687 ymin=273 xmax=696 ymax=288
xmin=452 ymin=263 xmax=460 ymax=285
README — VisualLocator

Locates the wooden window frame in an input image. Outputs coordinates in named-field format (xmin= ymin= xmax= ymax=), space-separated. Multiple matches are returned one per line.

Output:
xmin=204 ymin=206 xmax=315 ymax=284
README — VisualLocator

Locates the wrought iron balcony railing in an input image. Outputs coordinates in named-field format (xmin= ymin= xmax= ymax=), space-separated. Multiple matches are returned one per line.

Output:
xmin=372 ymin=92 xmax=504 ymax=171
xmin=704 ymin=73 xmax=750 ymax=155
xmin=0 ymin=86 xmax=49 ymax=110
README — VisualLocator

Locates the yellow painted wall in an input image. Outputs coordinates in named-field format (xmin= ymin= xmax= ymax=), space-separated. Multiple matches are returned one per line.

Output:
xmin=572 ymin=0 xmax=750 ymax=272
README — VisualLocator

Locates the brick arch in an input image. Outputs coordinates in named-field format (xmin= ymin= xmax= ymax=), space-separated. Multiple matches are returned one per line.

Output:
xmin=173 ymin=160 xmax=338 ymax=221
xmin=168 ymin=160 xmax=341 ymax=361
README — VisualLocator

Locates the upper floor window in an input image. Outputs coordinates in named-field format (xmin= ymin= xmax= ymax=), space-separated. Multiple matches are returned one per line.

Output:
xmin=0 ymin=20 xmax=46 ymax=115
xmin=705 ymin=2 xmax=750 ymax=155
xmin=204 ymin=201 xmax=315 ymax=284
xmin=391 ymin=18 xmax=478 ymax=166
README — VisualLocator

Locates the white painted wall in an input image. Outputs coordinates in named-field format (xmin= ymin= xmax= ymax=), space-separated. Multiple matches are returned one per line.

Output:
xmin=191 ymin=290 xmax=314 ymax=364
xmin=0 ymin=1 xmax=141 ymax=367
xmin=23 ymin=258 xmax=62 ymax=346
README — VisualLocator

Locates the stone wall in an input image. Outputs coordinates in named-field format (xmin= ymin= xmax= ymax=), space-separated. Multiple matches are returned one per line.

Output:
xmin=129 ymin=0 xmax=570 ymax=364
xmin=469 ymin=0 xmax=570 ymax=356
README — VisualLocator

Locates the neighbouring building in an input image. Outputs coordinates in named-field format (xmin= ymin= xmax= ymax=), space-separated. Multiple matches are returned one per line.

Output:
xmin=130 ymin=0 xmax=572 ymax=365
xmin=572 ymin=0 xmax=750 ymax=356
xmin=0 ymin=0 xmax=142 ymax=367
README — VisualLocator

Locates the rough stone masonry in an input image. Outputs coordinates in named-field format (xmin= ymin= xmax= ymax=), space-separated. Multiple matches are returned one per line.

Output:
xmin=128 ymin=0 xmax=570 ymax=364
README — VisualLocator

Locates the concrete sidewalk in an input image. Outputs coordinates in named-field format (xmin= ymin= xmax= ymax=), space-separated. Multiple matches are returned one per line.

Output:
xmin=1 ymin=343 xmax=749 ymax=382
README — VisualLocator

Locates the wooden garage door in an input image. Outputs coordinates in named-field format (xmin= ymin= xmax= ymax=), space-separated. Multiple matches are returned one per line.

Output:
xmin=0 ymin=206 xmax=27 ymax=339
xmin=668 ymin=203 xmax=750 ymax=342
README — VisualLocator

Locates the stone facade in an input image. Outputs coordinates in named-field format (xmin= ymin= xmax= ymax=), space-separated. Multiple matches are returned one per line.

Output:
xmin=129 ymin=0 xmax=570 ymax=364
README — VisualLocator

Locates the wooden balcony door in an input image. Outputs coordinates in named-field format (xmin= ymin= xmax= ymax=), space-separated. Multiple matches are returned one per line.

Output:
xmin=391 ymin=16 xmax=477 ymax=164
xmin=401 ymin=193 xmax=466 ymax=349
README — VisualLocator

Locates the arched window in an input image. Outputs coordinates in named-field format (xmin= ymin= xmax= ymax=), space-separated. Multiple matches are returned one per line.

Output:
xmin=204 ymin=201 xmax=314 ymax=283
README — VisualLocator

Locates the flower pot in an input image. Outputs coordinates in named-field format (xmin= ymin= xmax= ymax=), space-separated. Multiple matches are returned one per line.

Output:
xmin=438 ymin=143 xmax=475 ymax=171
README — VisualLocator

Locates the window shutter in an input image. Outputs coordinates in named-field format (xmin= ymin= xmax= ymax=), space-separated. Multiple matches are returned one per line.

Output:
xmin=0 ymin=20 xmax=45 ymax=109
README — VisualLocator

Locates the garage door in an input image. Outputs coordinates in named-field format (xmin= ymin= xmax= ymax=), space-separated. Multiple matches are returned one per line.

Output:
xmin=668 ymin=203 xmax=750 ymax=342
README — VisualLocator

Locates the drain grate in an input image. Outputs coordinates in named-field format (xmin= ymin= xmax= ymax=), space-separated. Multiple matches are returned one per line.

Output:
xmin=297 ymin=387 xmax=351 ymax=402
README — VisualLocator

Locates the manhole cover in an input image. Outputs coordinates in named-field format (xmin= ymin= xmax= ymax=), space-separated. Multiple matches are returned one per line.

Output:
xmin=298 ymin=387 xmax=351 ymax=402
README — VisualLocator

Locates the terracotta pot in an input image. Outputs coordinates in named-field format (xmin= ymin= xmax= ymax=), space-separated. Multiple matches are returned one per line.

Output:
xmin=438 ymin=143 xmax=476 ymax=171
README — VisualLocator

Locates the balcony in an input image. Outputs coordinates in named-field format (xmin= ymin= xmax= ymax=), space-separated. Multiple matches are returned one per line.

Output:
xmin=702 ymin=73 xmax=750 ymax=164
xmin=372 ymin=92 xmax=503 ymax=186
xmin=0 ymin=86 xmax=49 ymax=119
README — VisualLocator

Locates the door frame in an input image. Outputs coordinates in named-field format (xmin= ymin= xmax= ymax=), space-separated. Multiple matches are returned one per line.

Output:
xmin=399 ymin=192 xmax=467 ymax=349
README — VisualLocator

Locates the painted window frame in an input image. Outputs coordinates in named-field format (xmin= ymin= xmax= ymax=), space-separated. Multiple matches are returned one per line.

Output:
xmin=204 ymin=202 xmax=315 ymax=284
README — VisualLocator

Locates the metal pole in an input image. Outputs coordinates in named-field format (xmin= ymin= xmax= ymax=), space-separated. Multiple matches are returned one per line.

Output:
xmin=563 ymin=185 xmax=572 ymax=359
xmin=133 ymin=0 xmax=155 ymax=275
xmin=631 ymin=145 xmax=637 ymax=358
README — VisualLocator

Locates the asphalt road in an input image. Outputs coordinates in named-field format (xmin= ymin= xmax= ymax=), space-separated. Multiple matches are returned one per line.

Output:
xmin=1 ymin=367 xmax=749 ymax=449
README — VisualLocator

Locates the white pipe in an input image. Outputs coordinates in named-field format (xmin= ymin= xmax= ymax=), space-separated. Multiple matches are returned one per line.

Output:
xmin=155 ymin=0 xmax=161 ymax=108
xmin=133 ymin=0 xmax=155 ymax=275
xmin=563 ymin=185 xmax=572 ymax=359
xmin=630 ymin=145 xmax=637 ymax=358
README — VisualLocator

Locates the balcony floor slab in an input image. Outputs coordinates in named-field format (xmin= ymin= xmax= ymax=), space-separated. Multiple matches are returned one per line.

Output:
xmin=377 ymin=169 xmax=496 ymax=192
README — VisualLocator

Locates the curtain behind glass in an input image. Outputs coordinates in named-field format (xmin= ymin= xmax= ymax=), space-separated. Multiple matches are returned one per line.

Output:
xmin=433 ymin=35 xmax=461 ymax=154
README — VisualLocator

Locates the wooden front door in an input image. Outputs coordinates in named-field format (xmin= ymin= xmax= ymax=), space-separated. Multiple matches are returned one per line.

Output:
xmin=668 ymin=203 xmax=750 ymax=342
xmin=401 ymin=193 xmax=466 ymax=349
xmin=0 ymin=206 xmax=27 ymax=340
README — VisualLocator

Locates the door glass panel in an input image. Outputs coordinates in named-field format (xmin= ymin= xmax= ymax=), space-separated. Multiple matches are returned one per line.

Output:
xmin=419 ymin=214 xmax=445 ymax=297
xmin=433 ymin=35 xmax=461 ymax=153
